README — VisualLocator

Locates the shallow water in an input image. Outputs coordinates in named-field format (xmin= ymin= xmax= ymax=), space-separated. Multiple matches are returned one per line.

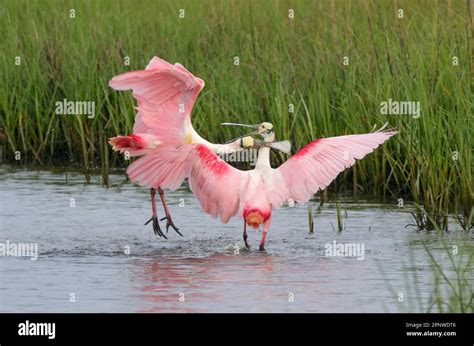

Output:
xmin=0 ymin=168 xmax=471 ymax=312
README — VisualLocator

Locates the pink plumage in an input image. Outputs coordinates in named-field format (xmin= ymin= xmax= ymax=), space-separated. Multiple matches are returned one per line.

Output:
xmin=108 ymin=56 xmax=397 ymax=249
xmin=108 ymin=57 xmax=207 ymax=190
xmin=160 ymin=130 xmax=397 ymax=224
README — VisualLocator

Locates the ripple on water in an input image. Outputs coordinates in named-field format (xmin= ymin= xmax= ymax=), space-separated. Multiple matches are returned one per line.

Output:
xmin=0 ymin=168 xmax=471 ymax=313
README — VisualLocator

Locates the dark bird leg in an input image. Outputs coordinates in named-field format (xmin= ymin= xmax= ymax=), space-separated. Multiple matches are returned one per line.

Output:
xmin=259 ymin=218 xmax=271 ymax=251
xmin=145 ymin=188 xmax=167 ymax=239
xmin=243 ymin=221 xmax=250 ymax=249
xmin=158 ymin=187 xmax=183 ymax=236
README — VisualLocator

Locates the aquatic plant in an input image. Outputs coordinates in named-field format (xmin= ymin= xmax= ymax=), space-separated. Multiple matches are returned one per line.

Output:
xmin=0 ymin=0 xmax=471 ymax=230
xmin=380 ymin=218 xmax=473 ymax=313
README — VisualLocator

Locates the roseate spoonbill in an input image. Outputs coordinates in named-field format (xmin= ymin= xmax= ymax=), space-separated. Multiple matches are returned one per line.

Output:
xmin=137 ymin=121 xmax=396 ymax=250
xmin=108 ymin=57 xmax=290 ymax=238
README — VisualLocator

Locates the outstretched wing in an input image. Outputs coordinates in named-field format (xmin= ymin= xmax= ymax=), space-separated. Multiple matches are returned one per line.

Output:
xmin=186 ymin=144 xmax=252 ymax=223
xmin=270 ymin=130 xmax=397 ymax=206
xmin=109 ymin=56 xmax=205 ymax=145
xmin=172 ymin=130 xmax=395 ymax=222
xmin=110 ymin=57 xmax=244 ymax=190
xmin=125 ymin=142 xmax=249 ymax=222
xmin=127 ymin=130 xmax=395 ymax=221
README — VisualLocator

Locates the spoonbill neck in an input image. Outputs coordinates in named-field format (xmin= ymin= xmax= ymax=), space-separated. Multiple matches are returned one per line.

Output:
xmin=255 ymin=147 xmax=271 ymax=168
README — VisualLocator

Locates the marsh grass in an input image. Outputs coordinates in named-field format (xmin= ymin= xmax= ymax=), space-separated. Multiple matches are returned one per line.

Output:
xmin=0 ymin=0 xmax=472 ymax=229
xmin=379 ymin=218 xmax=473 ymax=313
xmin=335 ymin=199 xmax=344 ymax=232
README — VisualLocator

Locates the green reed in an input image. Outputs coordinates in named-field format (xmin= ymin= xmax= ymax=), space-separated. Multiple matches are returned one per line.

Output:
xmin=379 ymin=218 xmax=473 ymax=313
xmin=0 ymin=0 xmax=472 ymax=229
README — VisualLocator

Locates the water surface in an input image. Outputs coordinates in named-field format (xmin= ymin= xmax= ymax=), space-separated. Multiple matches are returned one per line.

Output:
xmin=0 ymin=168 xmax=470 ymax=312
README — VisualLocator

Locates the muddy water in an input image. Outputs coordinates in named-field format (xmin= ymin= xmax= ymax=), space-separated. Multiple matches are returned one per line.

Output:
xmin=0 ymin=168 xmax=470 ymax=312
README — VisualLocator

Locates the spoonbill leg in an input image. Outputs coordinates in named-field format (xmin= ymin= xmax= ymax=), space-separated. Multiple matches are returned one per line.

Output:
xmin=259 ymin=217 xmax=272 ymax=251
xmin=144 ymin=188 xmax=166 ymax=238
xmin=158 ymin=187 xmax=183 ymax=236
xmin=243 ymin=221 xmax=250 ymax=249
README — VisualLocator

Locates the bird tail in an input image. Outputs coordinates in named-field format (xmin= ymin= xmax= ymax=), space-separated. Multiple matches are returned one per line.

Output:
xmin=109 ymin=133 xmax=161 ymax=157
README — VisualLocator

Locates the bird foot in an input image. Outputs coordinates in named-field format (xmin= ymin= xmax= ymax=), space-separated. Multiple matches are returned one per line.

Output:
xmin=145 ymin=216 xmax=167 ymax=239
xmin=160 ymin=216 xmax=183 ymax=236
xmin=259 ymin=244 xmax=265 ymax=251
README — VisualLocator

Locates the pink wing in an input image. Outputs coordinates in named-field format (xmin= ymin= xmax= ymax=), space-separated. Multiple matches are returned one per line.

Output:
xmin=126 ymin=131 xmax=396 ymax=222
xmin=271 ymin=130 xmax=397 ymax=206
xmin=182 ymin=131 xmax=395 ymax=222
xmin=186 ymin=144 xmax=251 ymax=223
xmin=124 ymin=145 xmax=190 ymax=191
xmin=109 ymin=56 xmax=205 ymax=145
xmin=128 ymin=143 xmax=249 ymax=222
xmin=109 ymin=57 xmax=205 ymax=189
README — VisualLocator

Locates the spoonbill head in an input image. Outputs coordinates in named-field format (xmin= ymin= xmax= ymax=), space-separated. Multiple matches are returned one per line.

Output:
xmin=221 ymin=121 xmax=292 ymax=154
xmin=256 ymin=122 xmax=276 ymax=142
xmin=222 ymin=121 xmax=274 ymax=141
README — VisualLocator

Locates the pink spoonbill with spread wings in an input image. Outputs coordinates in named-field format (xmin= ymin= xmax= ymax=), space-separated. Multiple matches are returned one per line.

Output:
xmin=145 ymin=123 xmax=396 ymax=250
xmin=108 ymin=57 xmax=289 ymax=238
xmin=109 ymin=56 xmax=396 ymax=250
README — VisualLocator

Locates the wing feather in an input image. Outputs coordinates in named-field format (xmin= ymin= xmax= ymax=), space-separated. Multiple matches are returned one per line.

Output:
xmin=269 ymin=130 xmax=397 ymax=206
xmin=109 ymin=57 xmax=205 ymax=145
xmin=186 ymin=144 xmax=249 ymax=223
